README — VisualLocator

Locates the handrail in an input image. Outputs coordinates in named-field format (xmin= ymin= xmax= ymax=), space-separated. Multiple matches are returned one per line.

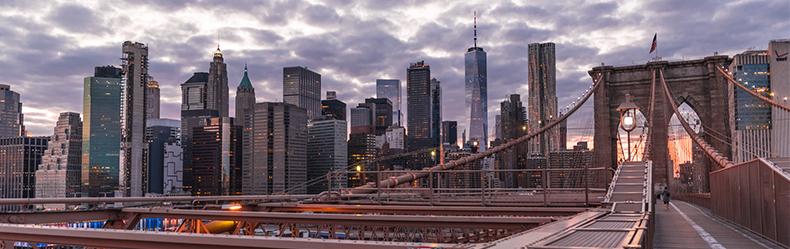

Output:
xmin=716 ymin=67 xmax=790 ymax=112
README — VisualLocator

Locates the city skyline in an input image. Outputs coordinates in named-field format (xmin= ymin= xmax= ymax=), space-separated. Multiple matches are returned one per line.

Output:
xmin=0 ymin=1 xmax=786 ymax=145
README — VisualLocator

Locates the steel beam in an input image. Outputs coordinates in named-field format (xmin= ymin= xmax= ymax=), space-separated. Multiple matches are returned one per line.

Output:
xmin=256 ymin=203 xmax=587 ymax=216
xmin=0 ymin=224 xmax=456 ymax=249
xmin=0 ymin=209 xmax=129 ymax=224
xmin=123 ymin=207 xmax=550 ymax=229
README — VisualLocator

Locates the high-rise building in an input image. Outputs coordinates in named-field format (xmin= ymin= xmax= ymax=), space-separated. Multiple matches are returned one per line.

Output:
xmin=548 ymin=142 xmax=593 ymax=189
xmin=83 ymin=66 xmax=122 ymax=197
xmin=494 ymin=115 xmax=501 ymax=140
xmin=0 ymin=136 xmax=49 ymax=211
xmin=235 ymin=65 xmax=256 ymax=127
xmin=208 ymin=46 xmax=229 ymax=118
xmin=243 ymin=102 xmax=307 ymax=195
xmin=146 ymin=79 xmax=160 ymax=120
xmin=351 ymin=103 xmax=376 ymax=128
xmin=376 ymin=79 xmax=402 ymax=126
xmin=499 ymin=94 xmax=527 ymax=188
xmin=191 ymin=117 xmax=242 ymax=196
xmin=181 ymin=72 xmax=220 ymax=193
xmin=35 ymin=112 xmax=81 ymax=210
xmin=348 ymin=125 xmax=377 ymax=187
xmin=365 ymin=98 xmax=393 ymax=135
xmin=0 ymin=84 xmax=25 ymax=138
xmin=442 ymin=121 xmax=458 ymax=145
xmin=465 ymin=15 xmax=488 ymax=149
xmin=431 ymin=78 xmax=442 ymax=149
xmin=769 ymin=40 xmax=790 ymax=158
xmin=729 ymin=50 xmax=771 ymax=163
xmin=120 ymin=41 xmax=150 ymax=197
xmin=307 ymin=117 xmax=348 ymax=194
xmin=528 ymin=42 xmax=559 ymax=156
xmin=406 ymin=61 xmax=435 ymax=169
xmin=162 ymin=142 xmax=183 ymax=195
xmin=283 ymin=66 xmax=321 ymax=119
xmin=321 ymin=91 xmax=346 ymax=121
xmin=146 ymin=119 xmax=181 ymax=194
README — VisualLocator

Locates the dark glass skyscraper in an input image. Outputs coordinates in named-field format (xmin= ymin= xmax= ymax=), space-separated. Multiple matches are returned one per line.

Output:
xmin=181 ymin=72 xmax=219 ymax=193
xmin=83 ymin=66 xmax=122 ymax=197
xmin=283 ymin=66 xmax=321 ymax=119
xmin=364 ymin=98 xmax=393 ymax=135
xmin=321 ymin=91 xmax=346 ymax=121
xmin=442 ymin=121 xmax=457 ymax=145
xmin=0 ymin=85 xmax=24 ymax=138
xmin=407 ymin=61 xmax=438 ymax=169
xmin=465 ymin=24 xmax=487 ymax=150
xmin=192 ymin=117 xmax=242 ymax=196
xmin=376 ymin=79 xmax=401 ymax=126
xmin=729 ymin=50 xmax=771 ymax=163
xmin=0 ymin=136 xmax=48 ymax=211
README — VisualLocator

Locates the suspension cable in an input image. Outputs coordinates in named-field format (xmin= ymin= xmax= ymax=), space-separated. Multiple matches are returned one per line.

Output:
xmin=659 ymin=69 xmax=734 ymax=168
xmin=716 ymin=66 xmax=790 ymax=112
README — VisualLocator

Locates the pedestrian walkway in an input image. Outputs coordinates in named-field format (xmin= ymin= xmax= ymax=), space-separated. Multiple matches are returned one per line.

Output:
xmin=654 ymin=200 xmax=786 ymax=249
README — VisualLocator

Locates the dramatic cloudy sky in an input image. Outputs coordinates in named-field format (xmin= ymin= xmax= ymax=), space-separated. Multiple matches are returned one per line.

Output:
xmin=1 ymin=0 xmax=787 ymax=146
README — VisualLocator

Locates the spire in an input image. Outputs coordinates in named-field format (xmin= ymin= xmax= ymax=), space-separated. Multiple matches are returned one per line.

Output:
xmin=214 ymin=31 xmax=222 ymax=58
xmin=474 ymin=11 xmax=477 ymax=48
xmin=238 ymin=64 xmax=253 ymax=89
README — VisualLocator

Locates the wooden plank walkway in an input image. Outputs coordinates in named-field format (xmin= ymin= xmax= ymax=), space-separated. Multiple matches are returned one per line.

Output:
xmin=654 ymin=200 xmax=786 ymax=249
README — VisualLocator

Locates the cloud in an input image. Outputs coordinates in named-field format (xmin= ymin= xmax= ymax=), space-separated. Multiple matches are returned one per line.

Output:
xmin=0 ymin=0 xmax=786 ymax=140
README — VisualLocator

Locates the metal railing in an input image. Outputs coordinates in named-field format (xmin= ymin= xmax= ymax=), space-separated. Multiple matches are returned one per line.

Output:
xmin=709 ymin=158 xmax=789 ymax=247
xmin=675 ymin=193 xmax=710 ymax=210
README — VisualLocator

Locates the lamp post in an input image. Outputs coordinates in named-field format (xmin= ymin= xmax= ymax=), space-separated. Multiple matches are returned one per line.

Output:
xmin=617 ymin=94 xmax=640 ymax=162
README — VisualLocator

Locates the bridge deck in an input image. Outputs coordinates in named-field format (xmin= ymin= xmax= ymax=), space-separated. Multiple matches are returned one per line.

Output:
xmin=654 ymin=201 xmax=785 ymax=249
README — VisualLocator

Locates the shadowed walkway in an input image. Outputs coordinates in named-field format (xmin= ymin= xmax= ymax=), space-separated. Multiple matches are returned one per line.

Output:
xmin=654 ymin=200 xmax=785 ymax=249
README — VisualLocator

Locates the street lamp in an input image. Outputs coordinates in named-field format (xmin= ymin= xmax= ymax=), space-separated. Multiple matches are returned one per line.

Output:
xmin=617 ymin=94 xmax=640 ymax=162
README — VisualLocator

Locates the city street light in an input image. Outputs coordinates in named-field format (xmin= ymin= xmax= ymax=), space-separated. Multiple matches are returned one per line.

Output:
xmin=617 ymin=94 xmax=640 ymax=162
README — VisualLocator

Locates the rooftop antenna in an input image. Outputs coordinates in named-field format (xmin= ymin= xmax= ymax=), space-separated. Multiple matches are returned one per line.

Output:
xmin=217 ymin=31 xmax=220 ymax=50
xmin=474 ymin=11 xmax=477 ymax=48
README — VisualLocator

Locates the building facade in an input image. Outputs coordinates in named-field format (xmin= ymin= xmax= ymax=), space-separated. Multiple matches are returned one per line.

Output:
xmin=283 ymin=66 xmax=321 ymax=119
xmin=35 ymin=112 xmax=81 ymax=210
xmin=365 ymin=98 xmax=393 ymax=136
xmin=0 ymin=85 xmax=24 ymax=138
xmin=181 ymin=72 xmax=220 ymax=193
xmin=82 ymin=66 xmax=122 ymax=197
xmin=376 ymin=79 xmax=402 ymax=126
xmin=208 ymin=47 xmax=229 ymax=118
xmin=769 ymin=40 xmax=790 ymax=158
xmin=442 ymin=121 xmax=457 ymax=145
xmin=235 ymin=65 xmax=256 ymax=128
xmin=146 ymin=79 xmax=160 ymax=120
xmin=0 ymin=137 xmax=49 ymax=211
xmin=728 ymin=50 xmax=771 ymax=163
xmin=306 ymin=118 xmax=348 ymax=194
xmin=528 ymin=42 xmax=559 ymax=156
xmin=351 ymin=103 xmax=375 ymax=128
xmin=322 ymin=91 xmax=347 ymax=121
xmin=407 ymin=61 xmax=435 ymax=169
xmin=465 ymin=46 xmax=488 ymax=150
xmin=192 ymin=117 xmax=242 ymax=196
xmin=243 ymin=102 xmax=308 ymax=195
xmin=146 ymin=118 xmax=181 ymax=194
xmin=120 ymin=41 xmax=150 ymax=197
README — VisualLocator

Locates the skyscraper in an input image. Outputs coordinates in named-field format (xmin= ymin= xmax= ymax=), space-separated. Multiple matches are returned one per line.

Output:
xmin=83 ymin=66 xmax=122 ymax=197
xmin=235 ymin=65 xmax=256 ymax=127
xmin=322 ymin=91 xmax=347 ymax=121
xmin=243 ymin=102 xmax=307 ymax=195
xmin=376 ymin=79 xmax=401 ymax=126
xmin=442 ymin=121 xmax=458 ymax=145
xmin=146 ymin=78 xmax=160 ymax=120
xmin=35 ymin=112 xmax=81 ymax=210
xmin=307 ymin=117 xmax=348 ymax=194
xmin=406 ymin=61 xmax=436 ymax=169
xmin=0 ymin=136 xmax=48 ymax=211
xmin=208 ymin=46 xmax=229 ymax=118
xmin=431 ymin=78 xmax=442 ymax=149
xmin=0 ymin=84 xmax=25 ymax=138
xmin=351 ymin=103 xmax=376 ymax=128
xmin=120 ymin=41 xmax=150 ymax=197
xmin=365 ymin=98 xmax=393 ymax=135
xmin=192 ymin=117 xmax=242 ymax=196
xmin=499 ymin=94 xmax=527 ymax=188
xmin=146 ymin=118 xmax=181 ymax=194
xmin=465 ymin=13 xmax=488 ymax=150
xmin=283 ymin=66 xmax=321 ymax=119
xmin=181 ymin=72 xmax=219 ymax=193
xmin=528 ymin=42 xmax=559 ymax=155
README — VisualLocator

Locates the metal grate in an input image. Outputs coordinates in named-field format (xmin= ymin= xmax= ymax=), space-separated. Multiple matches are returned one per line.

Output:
xmin=547 ymin=231 xmax=629 ymax=248
xmin=586 ymin=221 xmax=637 ymax=229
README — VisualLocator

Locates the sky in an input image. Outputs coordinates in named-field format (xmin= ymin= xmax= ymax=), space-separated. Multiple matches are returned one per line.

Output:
xmin=0 ymin=0 xmax=787 ymax=146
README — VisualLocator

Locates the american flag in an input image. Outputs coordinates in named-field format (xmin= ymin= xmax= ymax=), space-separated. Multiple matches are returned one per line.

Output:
xmin=649 ymin=33 xmax=657 ymax=54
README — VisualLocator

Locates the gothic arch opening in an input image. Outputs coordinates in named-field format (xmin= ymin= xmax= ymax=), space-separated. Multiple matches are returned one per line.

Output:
xmin=667 ymin=102 xmax=704 ymax=191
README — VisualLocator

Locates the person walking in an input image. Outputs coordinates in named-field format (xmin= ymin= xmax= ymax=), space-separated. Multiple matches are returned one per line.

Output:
xmin=661 ymin=188 xmax=671 ymax=210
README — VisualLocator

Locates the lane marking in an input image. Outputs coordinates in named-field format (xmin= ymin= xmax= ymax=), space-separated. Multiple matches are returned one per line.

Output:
xmin=671 ymin=202 xmax=726 ymax=249
xmin=681 ymin=202 xmax=773 ymax=249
